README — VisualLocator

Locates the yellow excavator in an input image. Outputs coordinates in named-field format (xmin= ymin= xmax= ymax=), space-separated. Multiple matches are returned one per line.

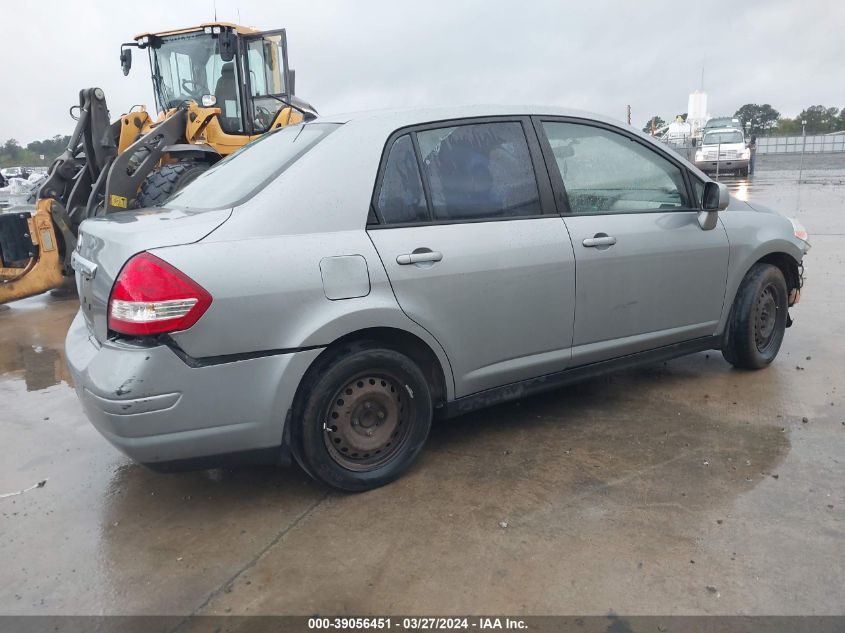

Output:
xmin=0 ymin=22 xmax=316 ymax=304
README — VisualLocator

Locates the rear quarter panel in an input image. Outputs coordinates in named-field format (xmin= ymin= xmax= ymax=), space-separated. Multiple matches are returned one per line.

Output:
xmin=149 ymin=118 xmax=457 ymax=403
xmin=152 ymin=231 xmax=456 ymax=399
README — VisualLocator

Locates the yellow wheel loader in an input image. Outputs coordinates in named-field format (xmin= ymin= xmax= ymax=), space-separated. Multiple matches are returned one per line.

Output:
xmin=0 ymin=22 xmax=316 ymax=304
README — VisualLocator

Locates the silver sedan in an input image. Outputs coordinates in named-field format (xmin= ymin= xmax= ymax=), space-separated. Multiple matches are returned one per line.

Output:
xmin=66 ymin=105 xmax=809 ymax=491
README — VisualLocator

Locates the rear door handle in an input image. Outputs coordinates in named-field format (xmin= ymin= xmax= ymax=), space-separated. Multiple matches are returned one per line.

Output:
xmin=582 ymin=236 xmax=617 ymax=248
xmin=396 ymin=251 xmax=443 ymax=265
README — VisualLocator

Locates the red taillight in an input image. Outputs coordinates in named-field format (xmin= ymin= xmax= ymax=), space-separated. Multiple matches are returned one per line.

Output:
xmin=108 ymin=252 xmax=212 ymax=336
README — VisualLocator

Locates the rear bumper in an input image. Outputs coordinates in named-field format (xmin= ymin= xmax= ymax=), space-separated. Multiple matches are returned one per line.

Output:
xmin=695 ymin=158 xmax=749 ymax=173
xmin=65 ymin=310 xmax=322 ymax=466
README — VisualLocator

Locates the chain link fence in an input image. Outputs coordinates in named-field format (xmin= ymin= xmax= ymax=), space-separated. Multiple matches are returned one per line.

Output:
xmin=757 ymin=134 xmax=845 ymax=154
xmin=654 ymin=134 xmax=845 ymax=159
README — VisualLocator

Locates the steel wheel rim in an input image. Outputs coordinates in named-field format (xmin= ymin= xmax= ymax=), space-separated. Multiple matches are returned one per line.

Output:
xmin=323 ymin=373 xmax=411 ymax=471
xmin=754 ymin=283 xmax=780 ymax=353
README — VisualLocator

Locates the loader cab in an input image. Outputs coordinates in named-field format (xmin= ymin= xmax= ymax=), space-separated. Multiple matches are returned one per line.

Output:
xmin=132 ymin=23 xmax=296 ymax=136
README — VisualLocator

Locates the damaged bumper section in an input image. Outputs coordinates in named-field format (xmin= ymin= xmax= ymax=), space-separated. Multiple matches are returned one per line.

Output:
xmin=694 ymin=158 xmax=749 ymax=174
xmin=64 ymin=310 xmax=322 ymax=466
xmin=786 ymin=262 xmax=805 ymax=327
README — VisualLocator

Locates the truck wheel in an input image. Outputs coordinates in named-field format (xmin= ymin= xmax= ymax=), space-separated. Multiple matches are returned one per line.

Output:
xmin=722 ymin=263 xmax=788 ymax=369
xmin=137 ymin=161 xmax=209 ymax=208
xmin=292 ymin=342 xmax=432 ymax=492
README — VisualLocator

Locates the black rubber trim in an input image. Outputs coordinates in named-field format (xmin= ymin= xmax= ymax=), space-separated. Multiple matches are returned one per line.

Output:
xmin=143 ymin=446 xmax=284 ymax=472
xmin=161 ymin=335 xmax=325 ymax=368
xmin=440 ymin=336 xmax=721 ymax=419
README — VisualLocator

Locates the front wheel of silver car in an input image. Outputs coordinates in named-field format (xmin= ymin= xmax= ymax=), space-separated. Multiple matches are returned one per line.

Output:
xmin=722 ymin=263 xmax=788 ymax=370
xmin=292 ymin=342 xmax=432 ymax=492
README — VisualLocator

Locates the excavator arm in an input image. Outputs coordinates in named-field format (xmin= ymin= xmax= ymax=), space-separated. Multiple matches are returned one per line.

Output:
xmin=1 ymin=88 xmax=118 ymax=303
xmin=0 ymin=88 xmax=137 ymax=303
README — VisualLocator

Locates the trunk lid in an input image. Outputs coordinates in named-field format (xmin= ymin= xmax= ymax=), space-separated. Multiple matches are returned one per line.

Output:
xmin=72 ymin=207 xmax=231 ymax=343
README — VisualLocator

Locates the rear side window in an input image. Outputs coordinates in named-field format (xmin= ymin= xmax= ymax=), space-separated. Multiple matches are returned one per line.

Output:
xmin=416 ymin=122 xmax=541 ymax=221
xmin=164 ymin=122 xmax=339 ymax=210
xmin=375 ymin=134 xmax=429 ymax=224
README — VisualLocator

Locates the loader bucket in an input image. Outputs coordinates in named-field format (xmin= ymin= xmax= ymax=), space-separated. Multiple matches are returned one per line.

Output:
xmin=0 ymin=199 xmax=64 ymax=304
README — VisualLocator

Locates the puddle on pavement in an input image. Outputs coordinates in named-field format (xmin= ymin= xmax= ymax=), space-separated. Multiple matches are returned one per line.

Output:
xmin=0 ymin=294 xmax=78 ymax=391
xmin=425 ymin=371 xmax=791 ymax=513
xmin=196 ymin=376 xmax=799 ymax=616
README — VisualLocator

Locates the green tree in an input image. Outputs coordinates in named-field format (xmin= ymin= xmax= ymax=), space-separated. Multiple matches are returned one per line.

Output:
xmin=0 ymin=135 xmax=68 ymax=167
xmin=26 ymin=135 xmax=69 ymax=159
xmin=735 ymin=104 xmax=780 ymax=136
xmin=3 ymin=139 xmax=22 ymax=161
xmin=797 ymin=105 xmax=841 ymax=133
xmin=775 ymin=117 xmax=801 ymax=135
xmin=642 ymin=115 xmax=665 ymax=134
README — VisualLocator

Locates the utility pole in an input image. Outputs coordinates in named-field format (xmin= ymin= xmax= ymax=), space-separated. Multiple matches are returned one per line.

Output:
xmin=798 ymin=120 xmax=807 ymax=184
xmin=626 ymin=105 xmax=631 ymax=125
xmin=796 ymin=119 xmax=808 ymax=212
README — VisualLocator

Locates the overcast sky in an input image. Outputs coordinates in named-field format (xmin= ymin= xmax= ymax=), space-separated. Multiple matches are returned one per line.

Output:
xmin=1 ymin=0 xmax=842 ymax=143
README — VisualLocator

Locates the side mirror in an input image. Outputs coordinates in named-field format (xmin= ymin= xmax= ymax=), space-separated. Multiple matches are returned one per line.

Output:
xmin=699 ymin=181 xmax=729 ymax=230
xmin=703 ymin=181 xmax=729 ymax=211
xmin=120 ymin=48 xmax=132 ymax=76
xmin=219 ymin=30 xmax=236 ymax=62
xmin=288 ymin=69 xmax=295 ymax=96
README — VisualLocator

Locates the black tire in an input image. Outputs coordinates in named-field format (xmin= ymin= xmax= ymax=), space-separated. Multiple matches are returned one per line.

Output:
xmin=137 ymin=161 xmax=209 ymax=208
xmin=740 ymin=165 xmax=749 ymax=177
xmin=291 ymin=342 xmax=432 ymax=491
xmin=722 ymin=263 xmax=788 ymax=369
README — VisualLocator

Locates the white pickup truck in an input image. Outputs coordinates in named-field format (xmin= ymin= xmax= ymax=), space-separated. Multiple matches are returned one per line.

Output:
xmin=695 ymin=127 xmax=751 ymax=176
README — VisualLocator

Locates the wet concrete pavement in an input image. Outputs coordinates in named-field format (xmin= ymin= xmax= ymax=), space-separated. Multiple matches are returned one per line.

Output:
xmin=1 ymin=154 xmax=843 ymax=616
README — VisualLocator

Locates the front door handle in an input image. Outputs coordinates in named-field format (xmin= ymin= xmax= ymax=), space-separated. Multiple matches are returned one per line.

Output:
xmin=396 ymin=250 xmax=443 ymax=265
xmin=582 ymin=235 xmax=617 ymax=248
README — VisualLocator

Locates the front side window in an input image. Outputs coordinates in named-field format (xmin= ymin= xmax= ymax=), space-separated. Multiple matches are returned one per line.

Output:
xmin=541 ymin=121 xmax=690 ymax=214
xmin=375 ymin=135 xmax=428 ymax=224
xmin=416 ymin=122 xmax=541 ymax=221
xmin=692 ymin=178 xmax=706 ymax=208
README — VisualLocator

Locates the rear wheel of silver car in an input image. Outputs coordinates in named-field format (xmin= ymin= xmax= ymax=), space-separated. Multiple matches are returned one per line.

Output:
xmin=722 ymin=263 xmax=788 ymax=369
xmin=292 ymin=343 xmax=432 ymax=491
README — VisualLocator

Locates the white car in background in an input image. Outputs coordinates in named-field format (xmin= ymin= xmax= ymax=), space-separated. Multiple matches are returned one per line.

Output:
xmin=695 ymin=128 xmax=750 ymax=176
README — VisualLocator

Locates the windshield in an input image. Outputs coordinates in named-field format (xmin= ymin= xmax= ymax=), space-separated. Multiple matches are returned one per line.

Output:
xmin=164 ymin=122 xmax=340 ymax=210
xmin=705 ymin=118 xmax=740 ymax=130
xmin=703 ymin=131 xmax=744 ymax=145
xmin=149 ymin=33 xmax=244 ymax=132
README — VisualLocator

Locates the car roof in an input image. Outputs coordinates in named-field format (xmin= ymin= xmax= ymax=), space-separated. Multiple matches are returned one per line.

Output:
xmin=312 ymin=104 xmax=629 ymax=131
xmin=217 ymin=103 xmax=714 ymax=238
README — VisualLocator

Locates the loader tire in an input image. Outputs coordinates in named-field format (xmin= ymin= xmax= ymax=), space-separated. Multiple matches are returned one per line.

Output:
xmin=137 ymin=161 xmax=209 ymax=208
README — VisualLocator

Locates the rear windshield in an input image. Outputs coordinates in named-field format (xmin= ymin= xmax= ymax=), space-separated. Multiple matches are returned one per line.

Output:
xmin=703 ymin=130 xmax=743 ymax=145
xmin=164 ymin=122 xmax=340 ymax=210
